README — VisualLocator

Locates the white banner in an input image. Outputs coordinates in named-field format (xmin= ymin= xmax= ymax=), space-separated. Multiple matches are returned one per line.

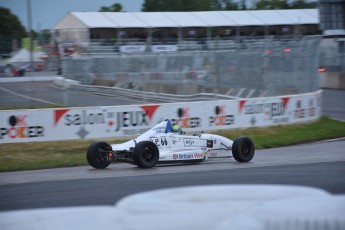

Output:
xmin=119 ymin=45 xmax=146 ymax=53
xmin=0 ymin=91 xmax=322 ymax=143
xmin=236 ymin=92 xmax=321 ymax=127
xmin=151 ymin=45 xmax=178 ymax=53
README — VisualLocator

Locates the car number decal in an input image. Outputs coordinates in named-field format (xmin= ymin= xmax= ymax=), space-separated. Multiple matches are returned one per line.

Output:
xmin=150 ymin=137 xmax=168 ymax=147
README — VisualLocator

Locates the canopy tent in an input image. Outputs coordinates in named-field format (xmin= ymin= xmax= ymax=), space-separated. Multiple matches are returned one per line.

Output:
xmin=103 ymin=12 xmax=148 ymax=28
xmin=53 ymin=9 xmax=319 ymax=44
xmin=6 ymin=48 xmax=47 ymax=63
xmin=54 ymin=9 xmax=319 ymax=30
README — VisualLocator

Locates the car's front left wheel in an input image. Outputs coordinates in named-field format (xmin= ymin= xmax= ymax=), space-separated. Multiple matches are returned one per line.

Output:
xmin=133 ymin=141 xmax=159 ymax=168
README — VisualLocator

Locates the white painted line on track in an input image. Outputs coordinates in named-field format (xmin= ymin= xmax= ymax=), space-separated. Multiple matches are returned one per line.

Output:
xmin=0 ymin=85 xmax=61 ymax=106
xmin=313 ymin=137 xmax=345 ymax=144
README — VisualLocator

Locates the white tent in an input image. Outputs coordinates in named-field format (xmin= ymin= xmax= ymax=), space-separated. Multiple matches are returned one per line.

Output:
xmin=6 ymin=48 xmax=47 ymax=63
xmin=54 ymin=9 xmax=319 ymax=30
xmin=53 ymin=9 xmax=319 ymax=44
xmin=104 ymin=12 xmax=148 ymax=28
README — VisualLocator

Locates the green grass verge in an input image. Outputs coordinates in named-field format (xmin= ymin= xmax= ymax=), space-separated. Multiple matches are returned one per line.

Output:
xmin=0 ymin=116 xmax=344 ymax=172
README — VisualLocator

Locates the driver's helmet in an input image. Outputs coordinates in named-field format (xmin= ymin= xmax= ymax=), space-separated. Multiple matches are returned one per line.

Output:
xmin=172 ymin=124 xmax=182 ymax=134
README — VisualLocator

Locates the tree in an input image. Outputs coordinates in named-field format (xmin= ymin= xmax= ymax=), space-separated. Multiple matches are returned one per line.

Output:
xmin=255 ymin=0 xmax=317 ymax=10
xmin=99 ymin=3 xmax=123 ymax=12
xmin=141 ymin=0 xmax=317 ymax=11
xmin=218 ymin=0 xmax=239 ymax=10
xmin=239 ymin=0 xmax=247 ymax=10
xmin=0 ymin=7 xmax=26 ymax=56
xmin=290 ymin=0 xmax=317 ymax=9
xmin=0 ymin=7 xmax=26 ymax=39
xmin=38 ymin=29 xmax=51 ymax=45
xmin=142 ymin=0 xmax=217 ymax=12
xmin=255 ymin=0 xmax=289 ymax=10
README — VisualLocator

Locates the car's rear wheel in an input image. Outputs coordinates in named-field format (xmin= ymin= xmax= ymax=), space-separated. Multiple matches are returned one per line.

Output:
xmin=232 ymin=137 xmax=255 ymax=162
xmin=133 ymin=141 xmax=159 ymax=168
xmin=86 ymin=142 xmax=112 ymax=169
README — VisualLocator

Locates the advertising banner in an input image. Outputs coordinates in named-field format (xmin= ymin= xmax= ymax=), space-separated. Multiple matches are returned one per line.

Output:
xmin=237 ymin=92 xmax=321 ymax=128
xmin=0 ymin=110 xmax=52 ymax=142
xmin=0 ymin=91 xmax=322 ymax=143
xmin=119 ymin=45 xmax=146 ymax=53
xmin=151 ymin=45 xmax=178 ymax=53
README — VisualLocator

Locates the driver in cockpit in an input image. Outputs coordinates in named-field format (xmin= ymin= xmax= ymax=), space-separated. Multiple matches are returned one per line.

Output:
xmin=172 ymin=124 xmax=183 ymax=134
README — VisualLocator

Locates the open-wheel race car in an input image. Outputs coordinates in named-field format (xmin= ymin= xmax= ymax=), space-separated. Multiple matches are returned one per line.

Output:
xmin=86 ymin=119 xmax=255 ymax=169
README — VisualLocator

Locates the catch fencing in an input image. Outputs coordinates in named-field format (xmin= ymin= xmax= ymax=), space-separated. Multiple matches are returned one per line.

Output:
xmin=62 ymin=36 xmax=322 ymax=98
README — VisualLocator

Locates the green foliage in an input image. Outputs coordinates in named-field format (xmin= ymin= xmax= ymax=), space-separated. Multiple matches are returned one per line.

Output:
xmin=255 ymin=0 xmax=289 ymax=10
xmin=254 ymin=0 xmax=317 ymax=10
xmin=141 ymin=0 xmax=317 ymax=11
xmin=0 ymin=7 xmax=26 ymax=55
xmin=218 ymin=0 xmax=239 ymax=10
xmin=215 ymin=117 xmax=345 ymax=149
xmin=289 ymin=0 xmax=317 ymax=9
xmin=0 ymin=7 xmax=26 ymax=38
xmin=142 ymin=0 xmax=218 ymax=12
xmin=239 ymin=0 xmax=247 ymax=10
xmin=40 ymin=29 xmax=51 ymax=43
xmin=99 ymin=3 xmax=123 ymax=12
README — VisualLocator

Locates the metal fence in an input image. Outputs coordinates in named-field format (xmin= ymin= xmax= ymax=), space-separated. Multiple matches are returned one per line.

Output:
xmin=61 ymin=36 xmax=322 ymax=97
xmin=0 ymin=36 xmax=322 ymax=97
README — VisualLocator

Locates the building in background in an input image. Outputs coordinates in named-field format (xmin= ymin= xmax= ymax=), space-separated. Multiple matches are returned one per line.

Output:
xmin=319 ymin=0 xmax=345 ymax=36
xmin=318 ymin=0 xmax=345 ymax=89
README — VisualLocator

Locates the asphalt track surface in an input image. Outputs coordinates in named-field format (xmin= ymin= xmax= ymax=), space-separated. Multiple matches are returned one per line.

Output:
xmin=0 ymin=81 xmax=344 ymax=211
xmin=0 ymin=81 xmax=160 ymax=108
xmin=0 ymin=81 xmax=344 ymax=121
xmin=0 ymin=140 xmax=344 ymax=211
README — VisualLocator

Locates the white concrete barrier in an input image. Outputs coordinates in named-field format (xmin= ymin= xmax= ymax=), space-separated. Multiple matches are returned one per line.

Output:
xmin=319 ymin=72 xmax=345 ymax=90
xmin=52 ymin=76 xmax=80 ymax=88
xmin=0 ymin=185 xmax=344 ymax=230
xmin=0 ymin=76 xmax=56 ymax=83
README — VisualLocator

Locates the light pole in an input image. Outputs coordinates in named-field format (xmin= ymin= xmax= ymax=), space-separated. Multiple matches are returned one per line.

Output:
xmin=27 ymin=0 xmax=34 ymax=71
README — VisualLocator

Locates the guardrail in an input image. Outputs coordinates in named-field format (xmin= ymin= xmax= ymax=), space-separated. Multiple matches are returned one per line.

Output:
xmin=68 ymin=84 xmax=237 ymax=103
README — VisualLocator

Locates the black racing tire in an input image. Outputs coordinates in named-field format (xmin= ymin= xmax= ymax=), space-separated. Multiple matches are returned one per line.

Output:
xmin=232 ymin=136 xmax=255 ymax=163
xmin=86 ymin=142 xmax=112 ymax=169
xmin=133 ymin=141 xmax=159 ymax=168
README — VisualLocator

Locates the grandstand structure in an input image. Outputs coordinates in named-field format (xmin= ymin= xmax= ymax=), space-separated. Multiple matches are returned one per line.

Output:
xmin=53 ymin=9 xmax=323 ymax=97
xmin=53 ymin=9 xmax=319 ymax=50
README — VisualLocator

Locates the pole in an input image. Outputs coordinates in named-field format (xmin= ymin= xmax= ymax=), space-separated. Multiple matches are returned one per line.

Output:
xmin=27 ymin=0 xmax=34 ymax=71
xmin=213 ymin=36 xmax=219 ymax=97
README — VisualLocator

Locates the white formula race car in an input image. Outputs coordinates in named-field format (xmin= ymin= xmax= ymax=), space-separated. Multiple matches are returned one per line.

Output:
xmin=86 ymin=119 xmax=255 ymax=169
